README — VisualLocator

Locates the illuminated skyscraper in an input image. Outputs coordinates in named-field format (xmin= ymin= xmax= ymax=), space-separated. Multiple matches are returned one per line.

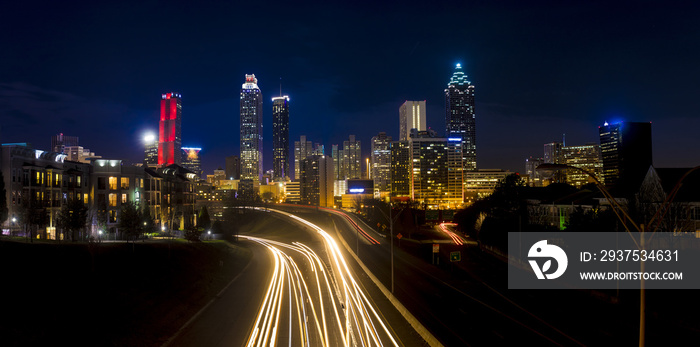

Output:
xmin=562 ymin=144 xmax=603 ymax=188
xmin=342 ymin=135 xmax=361 ymax=179
xmin=399 ymin=101 xmax=427 ymax=141
xmin=371 ymin=132 xmax=392 ymax=197
xmin=240 ymin=74 xmax=263 ymax=182
xmin=272 ymin=96 xmax=290 ymax=181
xmin=445 ymin=63 xmax=476 ymax=172
xmin=158 ymin=92 xmax=182 ymax=165
xmin=144 ymin=133 xmax=158 ymax=166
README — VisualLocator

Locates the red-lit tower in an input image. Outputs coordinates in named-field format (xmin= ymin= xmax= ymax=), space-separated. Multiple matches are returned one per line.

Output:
xmin=158 ymin=92 xmax=182 ymax=166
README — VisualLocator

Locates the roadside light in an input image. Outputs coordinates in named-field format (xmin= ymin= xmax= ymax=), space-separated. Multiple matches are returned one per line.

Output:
xmin=143 ymin=222 xmax=147 ymax=226
xmin=161 ymin=226 xmax=166 ymax=231
xmin=208 ymin=231 xmax=211 ymax=235
xmin=12 ymin=217 xmax=17 ymax=223
xmin=98 ymin=230 xmax=103 ymax=235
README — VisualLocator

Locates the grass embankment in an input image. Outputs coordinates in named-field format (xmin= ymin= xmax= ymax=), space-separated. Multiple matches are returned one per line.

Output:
xmin=0 ymin=239 xmax=251 ymax=346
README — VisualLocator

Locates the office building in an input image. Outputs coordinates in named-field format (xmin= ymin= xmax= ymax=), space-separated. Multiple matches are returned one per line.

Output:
xmin=144 ymin=133 xmax=158 ymax=166
xmin=65 ymin=146 xmax=100 ymax=163
xmin=408 ymin=131 xmax=463 ymax=208
xmin=51 ymin=133 xmax=79 ymax=153
xmin=544 ymin=142 xmax=564 ymax=164
xmin=299 ymin=155 xmax=334 ymax=207
xmin=225 ymin=155 xmax=240 ymax=180
xmin=525 ymin=156 xmax=544 ymax=187
xmin=332 ymin=144 xmax=343 ymax=180
xmin=599 ymin=121 xmax=653 ymax=193
xmin=464 ymin=169 xmax=512 ymax=200
xmin=240 ymin=74 xmax=263 ymax=182
xmin=371 ymin=132 xmax=392 ymax=198
xmin=390 ymin=140 xmax=411 ymax=198
xmin=181 ymin=147 xmax=202 ymax=178
xmin=294 ymin=135 xmax=313 ymax=180
xmin=158 ymin=92 xmax=182 ymax=165
xmin=399 ymin=100 xmax=427 ymax=141
xmin=445 ymin=63 xmax=477 ymax=172
xmin=342 ymin=135 xmax=361 ymax=179
xmin=562 ymin=144 xmax=603 ymax=188
xmin=544 ymin=141 xmax=565 ymax=183
xmin=272 ymin=95 xmax=290 ymax=181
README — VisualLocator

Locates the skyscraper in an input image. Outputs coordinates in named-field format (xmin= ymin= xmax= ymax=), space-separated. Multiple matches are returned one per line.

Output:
xmin=272 ymin=96 xmax=290 ymax=181
xmin=332 ymin=144 xmax=343 ymax=180
xmin=599 ymin=121 xmax=652 ymax=193
xmin=371 ymin=132 xmax=392 ymax=198
xmin=399 ymin=101 xmax=427 ymax=141
xmin=342 ymin=135 xmax=361 ymax=179
xmin=51 ymin=133 xmax=79 ymax=153
xmin=299 ymin=155 xmax=334 ymax=207
xmin=240 ymin=75 xmax=263 ymax=182
xmin=181 ymin=147 xmax=202 ymax=178
xmin=562 ymin=144 xmax=603 ymax=188
xmin=144 ymin=133 xmax=158 ymax=166
xmin=445 ymin=63 xmax=476 ymax=172
xmin=158 ymin=92 xmax=182 ymax=166
xmin=294 ymin=135 xmax=313 ymax=181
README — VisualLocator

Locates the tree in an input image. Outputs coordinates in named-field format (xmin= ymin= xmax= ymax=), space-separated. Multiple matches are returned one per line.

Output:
xmin=184 ymin=224 xmax=202 ymax=242
xmin=0 ymin=170 xmax=7 ymax=228
xmin=197 ymin=205 xmax=211 ymax=233
xmin=56 ymin=198 xmax=88 ymax=241
xmin=18 ymin=198 xmax=48 ymax=242
xmin=118 ymin=202 xmax=143 ymax=242
xmin=141 ymin=202 xmax=157 ymax=235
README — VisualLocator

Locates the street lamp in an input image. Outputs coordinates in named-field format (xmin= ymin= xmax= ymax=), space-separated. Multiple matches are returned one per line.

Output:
xmin=207 ymin=230 xmax=211 ymax=240
xmin=536 ymin=163 xmax=700 ymax=347
xmin=374 ymin=202 xmax=405 ymax=294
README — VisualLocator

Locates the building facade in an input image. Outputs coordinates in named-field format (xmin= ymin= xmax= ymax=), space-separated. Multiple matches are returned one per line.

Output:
xmin=562 ymin=144 xmax=603 ymax=188
xmin=445 ymin=63 xmax=476 ymax=172
xmin=272 ymin=96 xmax=290 ymax=181
xmin=399 ymin=100 xmax=426 ymax=141
xmin=158 ymin=92 xmax=182 ymax=166
xmin=299 ymin=155 xmax=334 ymax=207
xmin=240 ymin=75 xmax=263 ymax=182
xmin=144 ymin=134 xmax=159 ymax=166
xmin=342 ymin=135 xmax=361 ymax=179
xmin=51 ymin=133 xmax=79 ymax=154
xmin=181 ymin=147 xmax=202 ymax=178
xmin=225 ymin=155 xmax=240 ymax=180
xmin=294 ymin=135 xmax=313 ymax=181
xmin=390 ymin=141 xmax=411 ymax=198
xmin=599 ymin=121 xmax=653 ymax=193
xmin=371 ymin=132 xmax=392 ymax=198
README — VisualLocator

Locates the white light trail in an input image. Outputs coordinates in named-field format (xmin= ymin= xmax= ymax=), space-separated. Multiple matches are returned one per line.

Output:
xmin=241 ymin=207 xmax=400 ymax=347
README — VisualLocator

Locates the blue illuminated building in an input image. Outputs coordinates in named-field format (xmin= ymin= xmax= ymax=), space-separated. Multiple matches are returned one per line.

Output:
xmin=445 ymin=63 xmax=477 ymax=172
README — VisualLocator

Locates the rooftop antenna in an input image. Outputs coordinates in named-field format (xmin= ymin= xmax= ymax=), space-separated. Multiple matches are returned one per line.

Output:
xmin=563 ymin=133 xmax=566 ymax=147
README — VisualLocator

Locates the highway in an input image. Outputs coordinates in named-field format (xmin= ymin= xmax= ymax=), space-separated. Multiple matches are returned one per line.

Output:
xmin=165 ymin=207 xmax=406 ymax=347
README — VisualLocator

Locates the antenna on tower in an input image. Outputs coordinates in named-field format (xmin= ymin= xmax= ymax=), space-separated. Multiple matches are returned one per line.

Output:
xmin=563 ymin=133 xmax=566 ymax=147
xmin=279 ymin=77 xmax=282 ymax=97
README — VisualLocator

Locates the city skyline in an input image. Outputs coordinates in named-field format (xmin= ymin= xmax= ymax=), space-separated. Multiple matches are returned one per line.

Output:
xmin=2 ymin=2 xmax=699 ymax=176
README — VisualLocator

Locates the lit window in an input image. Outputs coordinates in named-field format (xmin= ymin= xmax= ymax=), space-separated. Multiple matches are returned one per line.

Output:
xmin=109 ymin=194 xmax=117 ymax=207
xmin=109 ymin=177 xmax=117 ymax=190
xmin=122 ymin=194 xmax=127 ymax=204
xmin=121 ymin=177 xmax=129 ymax=190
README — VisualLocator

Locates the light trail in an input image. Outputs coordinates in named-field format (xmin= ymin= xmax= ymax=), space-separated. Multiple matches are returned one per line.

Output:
xmin=241 ymin=207 xmax=400 ymax=347
xmin=438 ymin=223 xmax=463 ymax=245
xmin=281 ymin=204 xmax=381 ymax=245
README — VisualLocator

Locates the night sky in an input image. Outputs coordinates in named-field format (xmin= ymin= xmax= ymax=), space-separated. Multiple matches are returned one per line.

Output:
xmin=2 ymin=1 xmax=700 ymax=175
